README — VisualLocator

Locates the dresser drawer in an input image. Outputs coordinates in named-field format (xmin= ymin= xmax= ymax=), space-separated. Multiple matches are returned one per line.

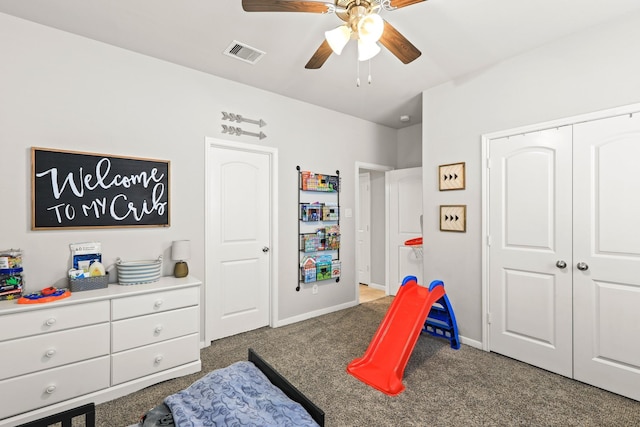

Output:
xmin=0 ymin=301 xmax=110 ymax=342
xmin=0 ymin=356 xmax=110 ymax=419
xmin=0 ymin=323 xmax=109 ymax=381
xmin=112 ymin=306 xmax=198 ymax=352
xmin=111 ymin=333 xmax=199 ymax=385
xmin=111 ymin=286 xmax=199 ymax=320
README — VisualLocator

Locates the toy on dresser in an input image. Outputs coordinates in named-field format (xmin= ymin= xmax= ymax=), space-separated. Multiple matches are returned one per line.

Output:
xmin=18 ymin=286 xmax=71 ymax=304
xmin=0 ymin=249 xmax=24 ymax=301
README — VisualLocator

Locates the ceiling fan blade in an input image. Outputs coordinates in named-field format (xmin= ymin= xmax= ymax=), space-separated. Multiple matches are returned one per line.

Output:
xmin=242 ymin=0 xmax=333 ymax=13
xmin=305 ymin=40 xmax=333 ymax=69
xmin=379 ymin=20 xmax=421 ymax=64
xmin=388 ymin=0 xmax=427 ymax=9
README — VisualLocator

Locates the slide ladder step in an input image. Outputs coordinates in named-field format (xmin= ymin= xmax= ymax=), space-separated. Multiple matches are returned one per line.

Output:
xmin=423 ymin=294 xmax=460 ymax=349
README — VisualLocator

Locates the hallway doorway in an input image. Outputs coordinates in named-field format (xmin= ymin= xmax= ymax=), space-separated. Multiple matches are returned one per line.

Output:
xmin=355 ymin=162 xmax=393 ymax=303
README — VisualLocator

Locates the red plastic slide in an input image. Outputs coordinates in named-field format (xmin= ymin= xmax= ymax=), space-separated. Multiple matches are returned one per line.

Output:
xmin=347 ymin=276 xmax=445 ymax=396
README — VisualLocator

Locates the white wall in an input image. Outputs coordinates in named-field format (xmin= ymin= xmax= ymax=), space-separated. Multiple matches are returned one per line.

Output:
xmin=397 ymin=123 xmax=422 ymax=168
xmin=0 ymin=13 xmax=398 ymax=327
xmin=422 ymin=11 xmax=640 ymax=342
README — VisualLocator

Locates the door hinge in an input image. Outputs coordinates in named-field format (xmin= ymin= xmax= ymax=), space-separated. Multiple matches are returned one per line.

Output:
xmin=487 ymin=312 xmax=492 ymax=324
xmin=486 ymin=158 xmax=492 ymax=169
xmin=487 ymin=235 xmax=492 ymax=247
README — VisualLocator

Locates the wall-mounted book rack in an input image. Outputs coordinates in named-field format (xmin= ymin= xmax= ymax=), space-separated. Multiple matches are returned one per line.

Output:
xmin=296 ymin=166 xmax=340 ymax=292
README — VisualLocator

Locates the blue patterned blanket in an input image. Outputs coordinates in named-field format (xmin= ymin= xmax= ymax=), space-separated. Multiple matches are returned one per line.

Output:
xmin=164 ymin=361 xmax=319 ymax=427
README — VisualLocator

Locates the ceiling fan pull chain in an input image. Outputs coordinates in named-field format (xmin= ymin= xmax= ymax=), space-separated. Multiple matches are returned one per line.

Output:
xmin=356 ymin=59 xmax=361 ymax=87
xmin=368 ymin=60 xmax=372 ymax=84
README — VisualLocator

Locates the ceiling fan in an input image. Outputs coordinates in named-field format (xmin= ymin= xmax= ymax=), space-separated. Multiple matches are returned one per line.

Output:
xmin=241 ymin=0 xmax=425 ymax=69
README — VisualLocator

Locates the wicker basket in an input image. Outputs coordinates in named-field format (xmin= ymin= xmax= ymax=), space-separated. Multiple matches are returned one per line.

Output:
xmin=116 ymin=256 xmax=162 ymax=285
xmin=69 ymin=272 xmax=109 ymax=292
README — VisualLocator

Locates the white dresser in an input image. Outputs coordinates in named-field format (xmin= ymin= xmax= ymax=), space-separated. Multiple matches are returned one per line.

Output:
xmin=0 ymin=276 xmax=202 ymax=426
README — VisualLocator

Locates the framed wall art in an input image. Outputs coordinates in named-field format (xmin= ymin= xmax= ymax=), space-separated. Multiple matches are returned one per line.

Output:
xmin=32 ymin=147 xmax=170 ymax=230
xmin=439 ymin=162 xmax=465 ymax=191
xmin=440 ymin=205 xmax=466 ymax=232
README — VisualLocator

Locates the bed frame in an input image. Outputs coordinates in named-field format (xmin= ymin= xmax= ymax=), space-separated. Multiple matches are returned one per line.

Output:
xmin=16 ymin=349 xmax=324 ymax=427
xmin=16 ymin=403 xmax=95 ymax=427
xmin=248 ymin=348 xmax=325 ymax=426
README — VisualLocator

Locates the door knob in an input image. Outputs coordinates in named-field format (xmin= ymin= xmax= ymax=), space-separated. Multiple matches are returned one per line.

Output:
xmin=576 ymin=262 xmax=589 ymax=271
xmin=556 ymin=260 xmax=567 ymax=269
xmin=262 ymin=246 xmax=270 ymax=253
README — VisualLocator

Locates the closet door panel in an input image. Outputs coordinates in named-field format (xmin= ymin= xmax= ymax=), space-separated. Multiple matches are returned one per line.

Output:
xmin=488 ymin=127 xmax=573 ymax=377
xmin=573 ymin=113 xmax=640 ymax=401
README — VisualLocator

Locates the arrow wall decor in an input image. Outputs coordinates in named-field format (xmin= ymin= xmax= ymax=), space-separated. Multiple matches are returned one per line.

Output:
xmin=222 ymin=112 xmax=267 ymax=128
xmin=221 ymin=125 xmax=266 ymax=140
xmin=440 ymin=205 xmax=466 ymax=232
xmin=220 ymin=111 xmax=267 ymax=140
xmin=439 ymin=162 xmax=465 ymax=191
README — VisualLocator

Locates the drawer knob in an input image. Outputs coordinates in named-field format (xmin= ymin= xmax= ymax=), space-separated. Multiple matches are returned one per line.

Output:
xmin=154 ymin=299 xmax=164 ymax=309
xmin=45 ymin=349 xmax=56 ymax=358
xmin=45 ymin=318 xmax=57 ymax=327
xmin=45 ymin=385 xmax=57 ymax=394
xmin=154 ymin=325 xmax=163 ymax=334
xmin=154 ymin=355 xmax=164 ymax=364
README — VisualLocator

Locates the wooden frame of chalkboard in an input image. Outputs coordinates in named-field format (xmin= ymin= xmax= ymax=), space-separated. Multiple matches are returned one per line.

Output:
xmin=31 ymin=147 xmax=170 ymax=230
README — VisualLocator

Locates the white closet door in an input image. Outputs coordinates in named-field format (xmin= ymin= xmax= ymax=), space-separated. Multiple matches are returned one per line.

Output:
xmin=207 ymin=143 xmax=272 ymax=341
xmin=488 ymin=127 xmax=573 ymax=377
xmin=573 ymin=114 xmax=640 ymax=401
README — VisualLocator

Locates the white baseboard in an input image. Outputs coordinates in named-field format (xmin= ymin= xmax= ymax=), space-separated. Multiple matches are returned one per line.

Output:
xmin=274 ymin=300 xmax=358 ymax=328
xmin=273 ymin=301 xmax=484 ymax=351
xmin=459 ymin=335 xmax=482 ymax=349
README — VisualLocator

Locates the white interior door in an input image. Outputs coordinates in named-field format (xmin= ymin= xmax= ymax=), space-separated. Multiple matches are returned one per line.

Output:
xmin=573 ymin=114 xmax=640 ymax=400
xmin=488 ymin=128 xmax=574 ymax=377
xmin=358 ymin=172 xmax=371 ymax=285
xmin=387 ymin=167 xmax=422 ymax=295
xmin=206 ymin=140 xmax=272 ymax=341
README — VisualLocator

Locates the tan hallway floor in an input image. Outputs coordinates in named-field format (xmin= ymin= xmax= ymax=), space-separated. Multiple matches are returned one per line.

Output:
xmin=359 ymin=284 xmax=386 ymax=303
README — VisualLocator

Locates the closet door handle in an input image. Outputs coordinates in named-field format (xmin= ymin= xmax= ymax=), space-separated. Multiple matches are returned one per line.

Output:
xmin=577 ymin=262 xmax=589 ymax=271
xmin=556 ymin=260 xmax=567 ymax=269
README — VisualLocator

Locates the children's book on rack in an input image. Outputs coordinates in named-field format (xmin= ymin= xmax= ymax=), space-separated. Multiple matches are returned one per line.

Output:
xmin=300 ymin=203 xmax=339 ymax=222
xmin=317 ymin=254 xmax=333 ymax=279
xmin=299 ymin=225 xmax=340 ymax=252
xmin=322 ymin=203 xmax=339 ymax=221
xmin=300 ymin=256 xmax=317 ymax=283
xmin=300 ymin=171 xmax=339 ymax=192
xmin=299 ymin=254 xmax=340 ymax=283
xmin=300 ymin=203 xmax=323 ymax=222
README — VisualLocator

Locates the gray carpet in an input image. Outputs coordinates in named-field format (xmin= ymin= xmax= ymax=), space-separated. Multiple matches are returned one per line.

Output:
xmin=97 ymin=297 xmax=640 ymax=426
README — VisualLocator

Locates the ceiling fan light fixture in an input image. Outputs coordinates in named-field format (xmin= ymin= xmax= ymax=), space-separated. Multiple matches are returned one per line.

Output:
xmin=357 ymin=39 xmax=381 ymax=61
xmin=357 ymin=13 xmax=384 ymax=43
xmin=325 ymin=25 xmax=351 ymax=55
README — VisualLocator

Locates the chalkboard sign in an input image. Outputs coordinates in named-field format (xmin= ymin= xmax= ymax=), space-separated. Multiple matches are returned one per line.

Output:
xmin=31 ymin=147 xmax=170 ymax=229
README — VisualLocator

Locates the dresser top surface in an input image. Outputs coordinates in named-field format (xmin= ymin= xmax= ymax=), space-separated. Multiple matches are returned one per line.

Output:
xmin=0 ymin=275 xmax=201 ymax=315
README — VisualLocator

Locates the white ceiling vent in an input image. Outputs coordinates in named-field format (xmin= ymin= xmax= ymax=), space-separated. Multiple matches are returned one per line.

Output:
xmin=224 ymin=40 xmax=266 ymax=65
